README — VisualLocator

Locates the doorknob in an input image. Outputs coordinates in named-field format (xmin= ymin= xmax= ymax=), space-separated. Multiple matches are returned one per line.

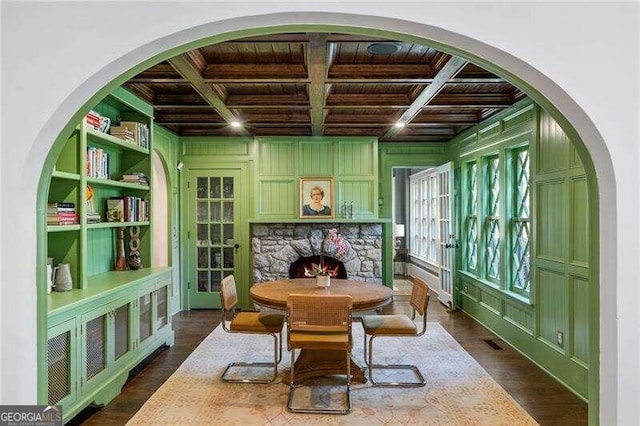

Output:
xmin=234 ymin=243 xmax=240 ymax=249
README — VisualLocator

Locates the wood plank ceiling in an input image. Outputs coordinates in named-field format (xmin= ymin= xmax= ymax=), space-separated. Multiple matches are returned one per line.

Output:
xmin=124 ymin=33 xmax=526 ymax=143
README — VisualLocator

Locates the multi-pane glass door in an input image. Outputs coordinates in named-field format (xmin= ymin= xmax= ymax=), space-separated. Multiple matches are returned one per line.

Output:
xmin=189 ymin=171 xmax=239 ymax=308
xmin=437 ymin=162 xmax=454 ymax=307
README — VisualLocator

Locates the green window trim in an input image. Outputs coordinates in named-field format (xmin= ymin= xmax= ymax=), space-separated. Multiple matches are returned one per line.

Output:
xmin=465 ymin=161 xmax=478 ymax=272
xmin=484 ymin=155 xmax=501 ymax=282
xmin=509 ymin=145 xmax=531 ymax=296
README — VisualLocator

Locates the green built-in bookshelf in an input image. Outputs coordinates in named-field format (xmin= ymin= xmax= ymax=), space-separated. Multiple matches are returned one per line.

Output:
xmin=44 ymin=87 xmax=174 ymax=422
xmin=46 ymin=87 xmax=153 ymax=291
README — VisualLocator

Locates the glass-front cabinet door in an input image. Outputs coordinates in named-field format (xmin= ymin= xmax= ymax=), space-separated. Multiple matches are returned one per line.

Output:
xmin=188 ymin=170 xmax=240 ymax=308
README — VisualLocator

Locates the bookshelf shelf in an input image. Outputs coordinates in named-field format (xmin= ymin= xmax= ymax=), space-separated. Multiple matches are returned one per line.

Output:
xmin=47 ymin=224 xmax=81 ymax=233
xmin=86 ymin=177 xmax=150 ymax=191
xmin=52 ymin=171 xmax=81 ymax=181
xmin=85 ymin=126 xmax=149 ymax=155
xmin=86 ymin=221 xmax=150 ymax=229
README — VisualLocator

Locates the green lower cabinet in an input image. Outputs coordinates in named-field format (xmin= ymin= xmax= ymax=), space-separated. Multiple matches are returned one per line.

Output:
xmin=46 ymin=268 xmax=174 ymax=423
xmin=47 ymin=318 xmax=79 ymax=412
xmin=137 ymin=278 xmax=172 ymax=353
xmin=80 ymin=295 xmax=134 ymax=398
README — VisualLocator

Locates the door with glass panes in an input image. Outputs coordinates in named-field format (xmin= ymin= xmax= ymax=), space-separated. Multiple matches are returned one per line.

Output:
xmin=188 ymin=171 xmax=240 ymax=308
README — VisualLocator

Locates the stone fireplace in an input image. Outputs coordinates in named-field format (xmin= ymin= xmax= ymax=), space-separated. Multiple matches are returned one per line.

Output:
xmin=251 ymin=223 xmax=383 ymax=283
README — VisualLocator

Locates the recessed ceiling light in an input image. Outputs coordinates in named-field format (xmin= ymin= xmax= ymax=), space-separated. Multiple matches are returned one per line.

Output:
xmin=394 ymin=121 xmax=406 ymax=128
xmin=230 ymin=121 xmax=242 ymax=128
xmin=367 ymin=42 xmax=399 ymax=55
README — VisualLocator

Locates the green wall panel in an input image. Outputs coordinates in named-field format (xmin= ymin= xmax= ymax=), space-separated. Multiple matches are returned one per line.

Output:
xmin=536 ymin=266 xmax=568 ymax=351
xmin=447 ymin=101 xmax=593 ymax=401
xmin=571 ymin=274 xmax=590 ymax=366
xmin=338 ymin=180 xmax=375 ymax=217
xmin=571 ymin=176 xmax=589 ymax=267
xmin=299 ymin=141 xmax=333 ymax=175
xmin=538 ymin=110 xmax=570 ymax=173
xmin=183 ymin=141 xmax=250 ymax=156
xmin=86 ymin=228 xmax=116 ymax=277
xmin=478 ymin=121 xmax=502 ymax=141
xmin=504 ymin=302 xmax=534 ymax=334
xmin=479 ymin=289 xmax=502 ymax=316
xmin=258 ymin=180 xmax=296 ymax=216
xmin=536 ymin=180 xmax=567 ymax=262
xmin=259 ymin=141 xmax=297 ymax=176
xmin=502 ymin=103 xmax=535 ymax=132
xmin=459 ymin=278 xmax=479 ymax=301
xmin=338 ymin=141 xmax=374 ymax=176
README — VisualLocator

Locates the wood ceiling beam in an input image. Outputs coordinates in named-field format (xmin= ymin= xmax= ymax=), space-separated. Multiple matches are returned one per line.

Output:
xmin=167 ymin=54 xmax=250 ymax=136
xmin=385 ymin=55 xmax=468 ymax=138
xmin=307 ymin=33 xmax=329 ymax=135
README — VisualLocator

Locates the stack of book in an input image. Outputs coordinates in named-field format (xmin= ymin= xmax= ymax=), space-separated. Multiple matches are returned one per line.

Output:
xmin=85 ymin=110 xmax=101 ymax=130
xmin=47 ymin=202 xmax=78 ymax=225
xmin=121 ymin=172 xmax=149 ymax=186
xmin=109 ymin=126 xmax=135 ymax=143
xmin=109 ymin=121 xmax=149 ymax=148
xmin=86 ymin=211 xmax=101 ymax=223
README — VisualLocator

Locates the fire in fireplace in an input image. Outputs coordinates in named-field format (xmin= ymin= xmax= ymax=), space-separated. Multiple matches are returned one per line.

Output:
xmin=289 ymin=255 xmax=348 ymax=279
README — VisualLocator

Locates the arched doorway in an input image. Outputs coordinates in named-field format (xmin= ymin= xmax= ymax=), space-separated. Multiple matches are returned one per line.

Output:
xmin=28 ymin=10 xmax=615 ymax=424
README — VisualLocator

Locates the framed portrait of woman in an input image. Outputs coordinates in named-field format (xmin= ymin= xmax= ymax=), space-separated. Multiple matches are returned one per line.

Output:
xmin=299 ymin=177 xmax=334 ymax=218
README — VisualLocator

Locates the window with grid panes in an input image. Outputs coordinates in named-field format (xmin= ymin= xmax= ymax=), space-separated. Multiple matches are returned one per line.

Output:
xmin=465 ymin=161 xmax=478 ymax=272
xmin=485 ymin=155 xmax=501 ymax=280
xmin=409 ymin=169 xmax=438 ymax=264
xmin=510 ymin=146 xmax=531 ymax=294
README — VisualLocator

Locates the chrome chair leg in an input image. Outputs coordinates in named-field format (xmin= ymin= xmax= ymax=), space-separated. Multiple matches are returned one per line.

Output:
xmin=366 ymin=334 xmax=426 ymax=387
xmin=221 ymin=331 xmax=281 ymax=384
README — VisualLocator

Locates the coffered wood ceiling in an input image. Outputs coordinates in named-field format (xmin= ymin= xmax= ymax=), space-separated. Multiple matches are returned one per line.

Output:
xmin=124 ymin=33 xmax=526 ymax=143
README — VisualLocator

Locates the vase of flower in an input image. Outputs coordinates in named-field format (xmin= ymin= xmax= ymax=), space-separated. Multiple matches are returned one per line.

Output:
xmin=316 ymin=273 xmax=330 ymax=288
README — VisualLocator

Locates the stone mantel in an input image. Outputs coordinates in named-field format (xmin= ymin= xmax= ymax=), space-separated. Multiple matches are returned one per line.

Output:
xmin=251 ymin=222 xmax=385 ymax=283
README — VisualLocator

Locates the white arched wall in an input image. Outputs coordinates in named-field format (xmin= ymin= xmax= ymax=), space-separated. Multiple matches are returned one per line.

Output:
xmin=2 ymin=4 xmax=638 ymax=425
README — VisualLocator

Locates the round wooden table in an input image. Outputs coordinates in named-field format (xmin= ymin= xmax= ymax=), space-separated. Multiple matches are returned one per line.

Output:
xmin=250 ymin=277 xmax=393 ymax=311
xmin=250 ymin=278 xmax=393 ymax=383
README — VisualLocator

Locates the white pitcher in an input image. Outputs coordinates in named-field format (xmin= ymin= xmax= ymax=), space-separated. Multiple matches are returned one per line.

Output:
xmin=46 ymin=257 xmax=54 ymax=294
xmin=53 ymin=263 xmax=73 ymax=292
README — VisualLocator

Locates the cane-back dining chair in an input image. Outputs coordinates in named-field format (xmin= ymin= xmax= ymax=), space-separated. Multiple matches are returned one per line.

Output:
xmin=362 ymin=277 xmax=430 ymax=387
xmin=219 ymin=275 xmax=285 ymax=383
xmin=286 ymin=293 xmax=353 ymax=414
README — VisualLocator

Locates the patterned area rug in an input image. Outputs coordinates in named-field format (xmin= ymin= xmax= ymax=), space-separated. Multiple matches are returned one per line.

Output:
xmin=127 ymin=322 xmax=537 ymax=425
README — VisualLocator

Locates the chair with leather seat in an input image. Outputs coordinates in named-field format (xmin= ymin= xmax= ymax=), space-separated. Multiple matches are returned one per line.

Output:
xmin=286 ymin=293 xmax=353 ymax=414
xmin=362 ymin=277 xmax=429 ymax=387
xmin=219 ymin=274 xmax=285 ymax=383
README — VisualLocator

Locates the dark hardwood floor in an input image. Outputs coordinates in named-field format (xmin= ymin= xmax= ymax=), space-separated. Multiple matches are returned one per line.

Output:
xmin=69 ymin=277 xmax=588 ymax=425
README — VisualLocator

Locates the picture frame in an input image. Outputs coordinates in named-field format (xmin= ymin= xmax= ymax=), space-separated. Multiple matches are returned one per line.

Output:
xmin=299 ymin=177 xmax=334 ymax=218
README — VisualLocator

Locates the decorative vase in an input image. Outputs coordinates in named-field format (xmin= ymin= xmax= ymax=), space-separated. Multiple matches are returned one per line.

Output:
xmin=115 ymin=227 xmax=127 ymax=271
xmin=316 ymin=274 xmax=330 ymax=288
xmin=53 ymin=263 xmax=73 ymax=292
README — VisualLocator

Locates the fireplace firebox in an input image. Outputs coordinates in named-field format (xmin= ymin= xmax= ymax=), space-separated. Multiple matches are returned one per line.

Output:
xmin=289 ymin=255 xmax=347 ymax=279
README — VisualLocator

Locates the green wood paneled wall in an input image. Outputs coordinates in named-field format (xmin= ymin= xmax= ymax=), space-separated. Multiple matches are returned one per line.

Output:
xmin=451 ymin=100 xmax=591 ymax=400
xmin=254 ymin=137 xmax=378 ymax=219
